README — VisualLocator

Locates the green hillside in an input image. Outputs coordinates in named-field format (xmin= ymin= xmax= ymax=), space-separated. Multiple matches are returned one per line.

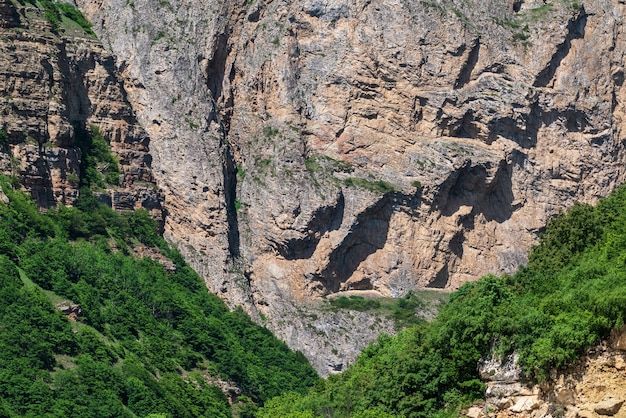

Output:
xmin=0 ymin=178 xmax=318 ymax=418
xmin=258 ymin=185 xmax=626 ymax=417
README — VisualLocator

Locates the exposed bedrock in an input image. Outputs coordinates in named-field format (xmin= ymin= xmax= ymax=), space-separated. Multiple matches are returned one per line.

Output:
xmin=0 ymin=0 xmax=161 ymax=215
xmin=75 ymin=0 xmax=626 ymax=373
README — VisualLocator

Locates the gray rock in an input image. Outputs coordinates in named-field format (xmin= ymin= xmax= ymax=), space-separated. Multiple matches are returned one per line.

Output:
xmin=72 ymin=0 xmax=626 ymax=374
xmin=594 ymin=398 xmax=625 ymax=416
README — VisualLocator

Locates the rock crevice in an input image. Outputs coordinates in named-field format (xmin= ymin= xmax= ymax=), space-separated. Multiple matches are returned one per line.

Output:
xmin=72 ymin=0 xmax=626 ymax=373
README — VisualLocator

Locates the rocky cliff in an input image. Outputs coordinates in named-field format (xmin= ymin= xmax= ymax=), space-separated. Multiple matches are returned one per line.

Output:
xmin=69 ymin=0 xmax=626 ymax=374
xmin=0 ymin=0 xmax=160 ymax=214
xmin=465 ymin=328 xmax=626 ymax=418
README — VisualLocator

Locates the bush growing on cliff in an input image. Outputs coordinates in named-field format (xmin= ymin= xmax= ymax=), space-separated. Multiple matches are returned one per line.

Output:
xmin=324 ymin=291 xmax=436 ymax=328
xmin=32 ymin=0 xmax=96 ymax=36
xmin=343 ymin=177 xmax=395 ymax=194
xmin=75 ymin=125 xmax=121 ymax=189
xmin=258 ymin=183 xmax=626 ymax=417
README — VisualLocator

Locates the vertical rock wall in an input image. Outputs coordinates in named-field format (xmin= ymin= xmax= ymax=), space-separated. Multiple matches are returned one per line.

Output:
xmin=0 ymin=0 xmax=160 ymax=214
xmin=74 ymin=0 xmax=626 ymax=373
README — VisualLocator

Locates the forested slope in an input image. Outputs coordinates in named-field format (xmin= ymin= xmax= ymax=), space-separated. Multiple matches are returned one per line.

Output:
xmin=0 ymin=177 xmax=318 ymax=418
xmin=258 ymin=185 xmax=626 ymax=417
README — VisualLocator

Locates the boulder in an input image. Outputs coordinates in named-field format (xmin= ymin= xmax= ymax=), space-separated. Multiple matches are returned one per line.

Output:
xmin=594 ymin=398 xmax=624 ymax=416
xmin=509 ymin=396 xmax=541 ymax=413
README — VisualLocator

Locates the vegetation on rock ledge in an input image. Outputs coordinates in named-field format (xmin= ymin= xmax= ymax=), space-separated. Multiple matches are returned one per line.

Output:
xmin=259 ymin=184 xmax=626 ymax=417
xmin=76 ymin=125 xmax=121 ymax=189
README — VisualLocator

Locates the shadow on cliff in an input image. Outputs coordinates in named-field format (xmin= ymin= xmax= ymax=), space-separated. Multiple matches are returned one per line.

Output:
xmin=224 ymin=145 xmax=241 ymax=258
xmin=533 ymin=8 xmax=587 ymax=88
xmin=276 ymin=192 xmax=345 ymax=260
xmin=314 ymin=191 xmax=421 ymax=293
xmin=433 ymin=150 xmax=524 ymax=224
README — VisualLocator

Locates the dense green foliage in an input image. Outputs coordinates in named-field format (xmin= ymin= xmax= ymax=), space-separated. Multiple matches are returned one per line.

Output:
xmin=17 ymin=0 xmax=96 ymax=36
xmin=0 ymin=178 xmax=318 ymax=417
xmin=75 ymin=126 xmax=121 ymax=188
xmin=259 ymin=184 xmax=626 ymax=417
xmin=43 ymin=0 xmax=95 ymax=35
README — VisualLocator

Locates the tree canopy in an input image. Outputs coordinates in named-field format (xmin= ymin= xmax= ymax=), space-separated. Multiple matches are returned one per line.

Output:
xmin=0 ymin=176 xmax=318 ymax=418
xmin=258 ymin=184 xmax=626 ymax=417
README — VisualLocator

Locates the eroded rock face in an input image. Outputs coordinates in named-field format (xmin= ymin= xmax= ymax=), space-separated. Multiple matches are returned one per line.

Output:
xmin=0 ymin=0 xmax=160 ymax=215
xmin=469 ymin=330 xmax=626 ymax=418
xmin=74 ymin=0 xmax=626 ymax=373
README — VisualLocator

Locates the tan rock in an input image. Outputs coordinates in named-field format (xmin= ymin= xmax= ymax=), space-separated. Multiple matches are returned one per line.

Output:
xmin=557 ymin=387 xmax=578 ymax=405
xmin=74 ymin=0 xmax=626 ymax=373
xmin=509 ymin=396 xmax=541 ymax=413
xmin=466 ymin=406 xmax=483 ymax=418
xmin=612 ymin=326 xmax=626 ymax=351
xmin=565 ymin=406 xmax=580 ymax=418
xmin=484 ymin=345 xmax=626 ymax=417
xmin=531 ymin=404 xmax=549 ymax=418
xmin=594 ymin=398 xmax=625 ymax=416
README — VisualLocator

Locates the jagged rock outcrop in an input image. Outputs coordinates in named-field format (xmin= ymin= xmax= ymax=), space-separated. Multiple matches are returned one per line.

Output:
xmin=0 ymin=0 xmax=160 ymax=215
xmin=466 ymin=328 xmax=626 ymax=418
xmin=73 ymin=0 xmax=626 ymax=373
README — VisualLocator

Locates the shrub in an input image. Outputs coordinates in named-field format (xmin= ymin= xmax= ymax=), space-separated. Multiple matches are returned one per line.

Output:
xmin=0 ymin=129 xmax=8 ymax=149
xmin=344 ymin=177 xmax=395 ymax=194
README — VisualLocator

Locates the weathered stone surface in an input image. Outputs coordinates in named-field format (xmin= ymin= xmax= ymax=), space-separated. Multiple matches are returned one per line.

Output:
xmin=0 ymin=1 xmax=161 ymax=216
xmin=595 ymin=398 xmax=625 ymax=416
xmin=556 ymin=387 xmax=577 ymax=405
xmin=73 ymin=0 xmax=626 ymax=373
xmin=611 ymin=326 xmax=626 ymax=351
xmin=0 ymin=0 xmax=18 ymax=28
xmin=480 ymin=353 xmax=523 ymax=383
xmin=481 ymin=343 xmax=626 ymax=418
xmin=509 ymin=395 xmax=541 ymax=413
xmin=466 ymin=406 xmax=484 ymax=418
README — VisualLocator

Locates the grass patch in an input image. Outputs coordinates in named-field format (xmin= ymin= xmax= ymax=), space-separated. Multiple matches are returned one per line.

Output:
xmin=263 ymin=126 xmax=280 ymax=139
xmin=305 ymin=155 xmax=353 ymax=175
xmin=236 ymin=165 xmax=246 ymax=182
xmin=75 ymin=125 xmax=120 ymax=189
xmin=27 ymin=0 xmax=96 ymax=36
xmin=324 ymin=290 xmax=449 ymax=328
xmin=17 ymin=267 xmax=37 ymax=290
xmin=343 ymin=177 xmax=395 ymax=194
xmin=327 ymin=295 xmax=381 ymax=312
xmin=19 ymin=267 xmax=73 ymax=306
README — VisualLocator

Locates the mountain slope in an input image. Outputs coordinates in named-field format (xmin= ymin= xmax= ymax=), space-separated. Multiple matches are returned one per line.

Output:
xmin=0 ymin=0 xmax=160 ymax=215
xmin=73 ymin=0 xmax=626 ymax=372
xmin=257 ymin=183 xmax=626 ymax=417
xmin=0 ymin=177 xmax=318 ymax=417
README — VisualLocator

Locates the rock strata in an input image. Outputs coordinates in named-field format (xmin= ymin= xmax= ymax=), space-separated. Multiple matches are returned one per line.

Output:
xmin=467 ymin=328 xmax=626 ymax=418
xmin=71 ymin=0 xmax=626 ymax=373
xmin=0 ymin=0 xmax=161 ymax=216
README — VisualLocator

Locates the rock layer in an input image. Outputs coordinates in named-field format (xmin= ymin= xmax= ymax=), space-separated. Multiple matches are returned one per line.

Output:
xmin=0 ymin=0 xmax=160 ymax=214
xmin=72 ymin=0 xmax=626 ymax=373
xmin=468 ymin=328 xmax=626 ymax=418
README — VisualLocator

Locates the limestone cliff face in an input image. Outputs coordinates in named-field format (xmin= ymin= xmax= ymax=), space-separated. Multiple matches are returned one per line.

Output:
xmin=74 ymin=0 xmax=626 ymax=373
xmin=0 ymin=0 xmax=160 ymax=214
